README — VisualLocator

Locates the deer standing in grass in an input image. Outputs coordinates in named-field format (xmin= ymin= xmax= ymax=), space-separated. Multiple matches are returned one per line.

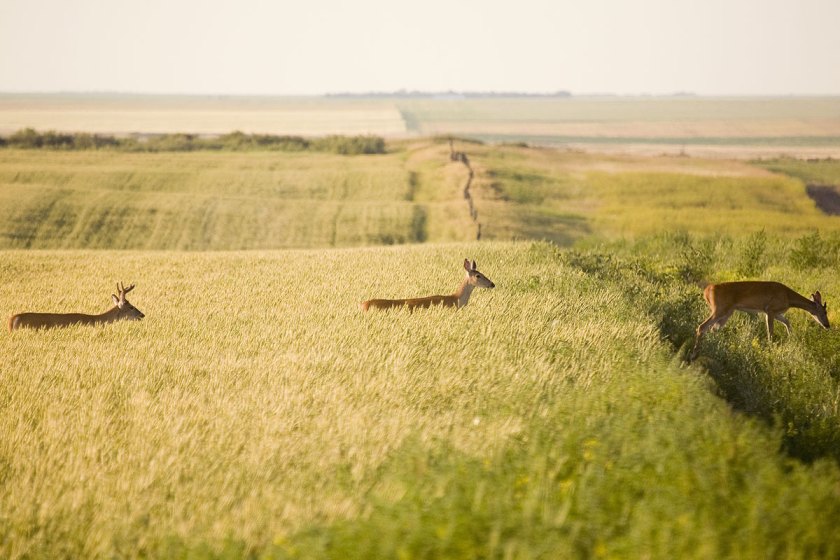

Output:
xmin=361 ymin=259 xmax=495 ymax=311
xmin=690 ymin=281 xmax=829 ymax=360
xmin=8 ymin=282 xmax=145 ymax=331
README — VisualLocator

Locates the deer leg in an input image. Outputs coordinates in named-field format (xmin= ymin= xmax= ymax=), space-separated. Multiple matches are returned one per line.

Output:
xmin=711 ymin=312 xmax=733 ymax=332
xmin=765 ymin=312 xmax=775 ymax=342
xmin=775 ymin=314 xmax=792 ymax=336
xmin=691 ymin=310 xmax=736 ymax=360
xmin=691 ymin=314 xmax=719 ymax=360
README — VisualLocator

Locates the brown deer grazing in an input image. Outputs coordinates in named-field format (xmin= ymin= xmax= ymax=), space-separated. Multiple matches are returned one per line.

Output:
xmin=690 ymin=281 xmax=829 ymax=360
xmin=8 ymin=282 xmax=145 ymax=331
xmin=361 ymin=259 xmax=495 ymax=311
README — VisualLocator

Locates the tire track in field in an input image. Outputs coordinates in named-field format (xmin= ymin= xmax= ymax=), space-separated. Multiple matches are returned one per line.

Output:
xmin=449 ymin=139 xmax=482 ymax=241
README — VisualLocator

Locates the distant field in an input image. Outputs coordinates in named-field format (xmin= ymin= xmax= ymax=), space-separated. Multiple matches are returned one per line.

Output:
xmin=2 ymin=140 xmax=839 ymax=250
xmin=0 ymin=94 xmax=406 ymax=136
xmin=3 ymin=94 xmax=840 ymax=157
xmin=0 ymin=144 xmax=482 ymax=249
xmin=396 ymin=96 xmax=840 ymax=157
xmin=470 ymin=144 xmax=840 ymax=241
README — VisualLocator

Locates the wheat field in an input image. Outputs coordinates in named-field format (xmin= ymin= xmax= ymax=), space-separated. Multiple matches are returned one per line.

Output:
xmin=0 ymin=145 xmax=479 ymax=250
xmin=3 ymin=243 xmax=840 ymax=558
xmin=3 ymin=141 xmax=838 ymax=252
xmin=3 ymin=138 xmax=840 ymax=558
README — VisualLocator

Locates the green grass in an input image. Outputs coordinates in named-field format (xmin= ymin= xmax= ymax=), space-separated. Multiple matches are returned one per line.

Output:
xmin=564 ymin=232 xmax=840 ymax=464
xmin=758 ymin=157 xmax=840 ymax=185
xmin=3 ymin=242 xmax=840 ymax=559
xmin=472 ymin=144 xmax=839 ymax=243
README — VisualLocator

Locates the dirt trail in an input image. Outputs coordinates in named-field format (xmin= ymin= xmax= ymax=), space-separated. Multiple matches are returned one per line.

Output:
xmin=449 ymin=139 xmax=481 ymax=240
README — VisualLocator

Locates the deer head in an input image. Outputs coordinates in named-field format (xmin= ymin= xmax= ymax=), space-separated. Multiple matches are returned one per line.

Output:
xmin=110 ymin=282 xmax=145 ymax=321
xmin=464 ymin=259 xmax=495 ymax=289
xmin=811 ymin=291 xmax=829 ymax=329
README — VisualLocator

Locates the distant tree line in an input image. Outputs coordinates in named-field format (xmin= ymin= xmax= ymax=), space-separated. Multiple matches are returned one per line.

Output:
xmin=0 ymin=128 xmax=386 ymax=155
xmin=327 ymin=90 xmax=572 ymax=99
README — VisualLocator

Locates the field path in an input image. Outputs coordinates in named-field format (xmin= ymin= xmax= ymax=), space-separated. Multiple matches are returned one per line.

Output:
xmin=448 ymin=140 xmax=481 ymax=240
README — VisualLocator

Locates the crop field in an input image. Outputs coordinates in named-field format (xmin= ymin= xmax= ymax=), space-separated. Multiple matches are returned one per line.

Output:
xmin=3 ymin=138 xmax=840 ymax=558
xmin=396 ymin=96 xmax=840 ymax=157
xmin=4 ymin=94 xmax=840 ymax=157
xmin=3 ymin=242 xmax=840 ymax=558
xmin=398 ymin=96 xmax=840 ymax=135
xmin=0 ymin=94 xmax=407 ymax=137
xmin=3 ymin=140 xmax=839 ymax=251
xmin=0 ymin=144 xmax=481 ymax=250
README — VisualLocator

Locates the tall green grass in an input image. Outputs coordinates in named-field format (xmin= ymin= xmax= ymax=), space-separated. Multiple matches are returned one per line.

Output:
xmin=567 ymin=232 xmax=840 ymax=464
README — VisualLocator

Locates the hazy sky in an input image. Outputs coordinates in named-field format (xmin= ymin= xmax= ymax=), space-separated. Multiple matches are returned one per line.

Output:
xmin=2 ymin=0 xmax=839 ymax=96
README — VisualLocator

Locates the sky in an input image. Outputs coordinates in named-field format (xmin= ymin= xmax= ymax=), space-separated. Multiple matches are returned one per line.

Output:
xmin=2 ymin=0 xmax=839 ymax=96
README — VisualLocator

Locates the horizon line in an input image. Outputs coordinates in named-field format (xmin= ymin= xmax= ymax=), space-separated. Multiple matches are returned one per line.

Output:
xmin=2 ymin=90 xmax=840 ymax=99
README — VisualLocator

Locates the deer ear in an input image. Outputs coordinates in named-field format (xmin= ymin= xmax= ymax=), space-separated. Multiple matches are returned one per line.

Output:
xmin=464 ymin=259 xmax=471 ymax=271
xmin=814 ymin=291 xmax=823 ymax=303
xmin=111 ymin=294 xmax=121 ymax=307
xmin=471 ymin=260 xmax=477 ymax=271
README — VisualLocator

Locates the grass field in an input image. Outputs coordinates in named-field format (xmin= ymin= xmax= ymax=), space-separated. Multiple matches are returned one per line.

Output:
xmin=471 ymin=144 xmax=840 ymax=242
xmin=0 ymin=144 xmax=481 ymax=249
xmin=3 ymin=140 xmax=838 ymax=250
xmin=3 ymin=139 xmax=840 ymax=558
xmin=3 ymin=242 xmax=840 ymax=558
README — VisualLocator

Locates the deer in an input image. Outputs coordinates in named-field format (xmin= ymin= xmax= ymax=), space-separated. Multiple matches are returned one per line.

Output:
xmin=8 ymin=282 xmax=145 ymax=331
xmin=690 ymin=281 xmax=829 ymax=360
xmin=361 ymin=259 xmax=495 ymax=312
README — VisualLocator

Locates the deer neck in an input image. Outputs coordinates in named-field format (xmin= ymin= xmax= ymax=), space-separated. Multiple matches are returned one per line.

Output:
xmin=454 ymin=276 xmax=475 ymax=308
xmin=787 ymin=290 xmax=817 ymax=315
xmin=96 ymin=306 xmax=122 ymax=323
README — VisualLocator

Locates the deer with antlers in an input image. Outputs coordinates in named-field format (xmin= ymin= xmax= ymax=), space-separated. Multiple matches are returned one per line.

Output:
xmin=8 ymin=282 xmax=145 ymax=331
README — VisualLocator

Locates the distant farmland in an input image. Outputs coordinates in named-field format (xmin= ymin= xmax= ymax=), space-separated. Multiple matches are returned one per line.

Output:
xmin=397 ymin=96 xmax=840 ymax=157
xmin=2 ymin=139 xmax=839 ymax=251
xmin=2 ymin=93 xmax=840 ymax=157
xmin=0 ymin=94 xmax=407 ymax=137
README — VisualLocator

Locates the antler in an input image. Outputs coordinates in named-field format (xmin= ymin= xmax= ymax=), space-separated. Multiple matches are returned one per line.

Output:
xmin=117 ymin=282 xmax=136 ymax=301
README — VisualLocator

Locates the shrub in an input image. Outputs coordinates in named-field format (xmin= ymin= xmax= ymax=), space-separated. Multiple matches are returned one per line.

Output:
xmin=1 ymin=129 xmax=386 ymax=155
xmin=789 ymin=231 xmax=831 ymax=269
xmin=737 ymin=229 xmax=767 ymax=277
xmin=311 ymin=135 xmax=386 ymax=155
xmin=8 ymin=128 xmax=45 ymax=148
